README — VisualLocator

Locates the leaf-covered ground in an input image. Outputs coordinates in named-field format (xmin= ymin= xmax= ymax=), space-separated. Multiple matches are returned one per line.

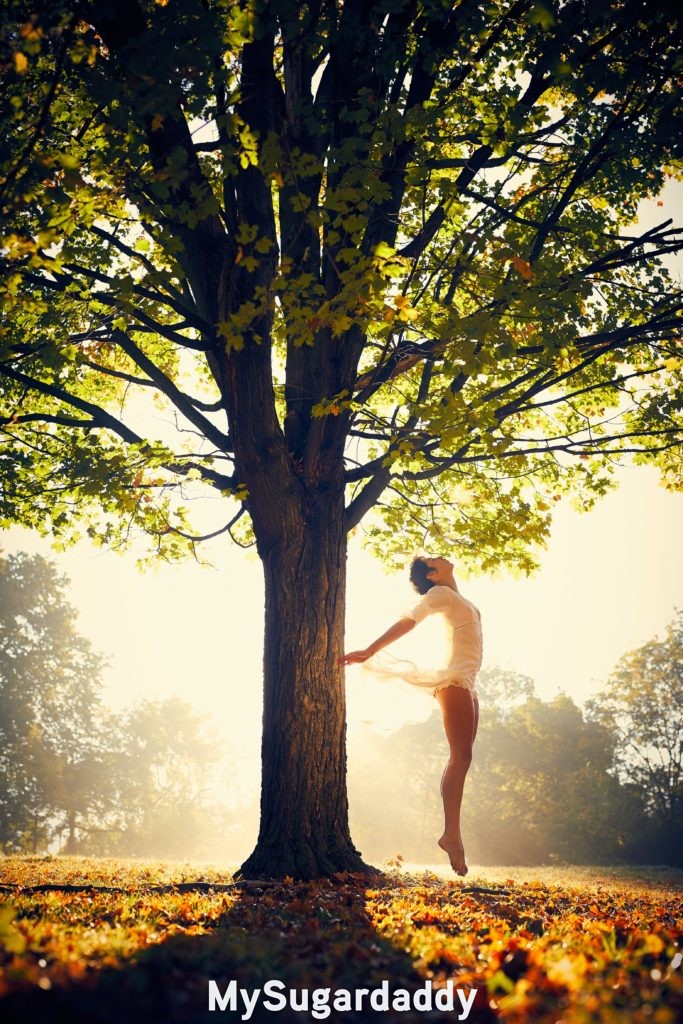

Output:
xmin=0 ymin=857 xmax=680 ymax=1022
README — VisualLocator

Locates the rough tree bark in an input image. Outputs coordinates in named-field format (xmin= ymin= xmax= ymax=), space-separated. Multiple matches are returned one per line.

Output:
xmin=240 ymin=497 xmax=368 ymax=879
xmin=213 ymin=285 xmax=370 ymax=877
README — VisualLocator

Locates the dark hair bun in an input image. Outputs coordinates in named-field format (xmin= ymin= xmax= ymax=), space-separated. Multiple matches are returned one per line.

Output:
xmin=409 ymin=557 xmax=435 ymax=595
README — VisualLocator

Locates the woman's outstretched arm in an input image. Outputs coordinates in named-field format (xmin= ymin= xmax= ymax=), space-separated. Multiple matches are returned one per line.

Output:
xmin=339 ymin=618 xmax=416 ymax=665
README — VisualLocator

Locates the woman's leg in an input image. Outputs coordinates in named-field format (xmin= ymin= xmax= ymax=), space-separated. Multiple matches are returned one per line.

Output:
xmin=435 ymin=685 xmax=476 ymax=876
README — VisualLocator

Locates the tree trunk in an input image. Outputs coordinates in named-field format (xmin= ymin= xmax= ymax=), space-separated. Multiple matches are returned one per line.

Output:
xmin=238 ymin=492 xmax=374 ymax=881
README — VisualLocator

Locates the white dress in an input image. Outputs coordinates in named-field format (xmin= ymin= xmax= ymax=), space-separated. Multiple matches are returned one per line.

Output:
xmin=364 ymin=584 xmax=483 ymax=697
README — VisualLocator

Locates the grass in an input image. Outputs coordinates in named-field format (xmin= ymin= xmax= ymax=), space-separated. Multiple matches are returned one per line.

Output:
xmin=0 ymin=856 xmax=681 ymax=1022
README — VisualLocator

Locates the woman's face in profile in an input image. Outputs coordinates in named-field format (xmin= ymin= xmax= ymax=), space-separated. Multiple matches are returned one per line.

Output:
xmin=424 ymin=555 xmax=454 ymax=581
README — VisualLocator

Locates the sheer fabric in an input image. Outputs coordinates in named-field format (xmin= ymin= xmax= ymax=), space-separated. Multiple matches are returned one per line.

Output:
xmin=363 ymin=585 xmax=483 ymax=697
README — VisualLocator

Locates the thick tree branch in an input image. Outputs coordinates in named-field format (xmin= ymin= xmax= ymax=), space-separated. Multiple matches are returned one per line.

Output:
xmin=0 ymin=362 xmax=144 ymax=445
xmin=109 ymin=329 xmax=231 ymax=452
xmin=516 ymin=365 xmax=672 ymax=413
xmin=401 ymin=431 xmax=681 ymax=481
xmin=0 ymin=362 xmax=235 ymax=492
xmin=86 ymin=0 xmax=231 ymax=326
xmin=79 ymin=357 xmax=154 ymax=388
xmin=583 ymin=221 xmax=683 ymax=276
xmin=1 ymin=412 xmax=92 ymax=429
xmin=60 ymin=261 xmax=206 ymax=333
xmin=18 ymin=268 xmax=210 ymax=351
xmin=87 ymin=224 xmax=196 ymax=315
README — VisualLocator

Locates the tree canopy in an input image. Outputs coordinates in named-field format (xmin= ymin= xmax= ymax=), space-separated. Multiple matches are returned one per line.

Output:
xmin=1 ymin=0 xmax=681 ymax=571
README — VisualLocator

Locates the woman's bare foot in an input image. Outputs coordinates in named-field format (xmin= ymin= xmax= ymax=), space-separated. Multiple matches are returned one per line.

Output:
xmin=438 ymin=834 xmax=468 ymax=876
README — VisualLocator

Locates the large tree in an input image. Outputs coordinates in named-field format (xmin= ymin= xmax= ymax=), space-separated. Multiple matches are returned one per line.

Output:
xmin=1 ymin=0 xmax=681 ymax=877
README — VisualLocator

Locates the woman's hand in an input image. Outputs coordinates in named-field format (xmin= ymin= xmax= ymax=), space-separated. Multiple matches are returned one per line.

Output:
xmin=338 ymin=648 xmax=374 ymax=666
xmin=339 ymin=619 xmax=415 ymax=667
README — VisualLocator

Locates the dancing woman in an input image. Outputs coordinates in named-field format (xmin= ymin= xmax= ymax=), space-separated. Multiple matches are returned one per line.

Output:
xmin=340 ymin=555 xmax=482 ymax=876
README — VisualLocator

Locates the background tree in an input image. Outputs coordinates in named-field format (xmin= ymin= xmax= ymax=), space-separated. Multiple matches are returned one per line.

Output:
xmin=587 ymin=611 xmax=683 ymax=863
xmin=473 ymin=694 xmax=644 ymax=864
xmin=0 ymin=551 xmax=107 ymax=852
xmin=471 ymin=667 xmax=536 ymax=712
xmin=103 ymin=696 xmax=236 ymax=859
xmin=1 ymin=0 xmax=681 ymax=877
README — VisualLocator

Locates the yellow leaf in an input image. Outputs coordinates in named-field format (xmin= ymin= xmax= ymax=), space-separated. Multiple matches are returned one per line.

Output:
xmin=254 ymin=236 xmax=274 ymax=254
xmin=14 ymin=52 xmax=28 ymax=74
xmin=643 ymin=933 xmax=665 ymax=955
xmin=398 ymin=306 xmax=418 ymax=322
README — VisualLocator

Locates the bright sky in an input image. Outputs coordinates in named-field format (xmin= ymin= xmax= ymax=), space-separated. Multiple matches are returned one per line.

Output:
xmin=2 ymin=186 xmax=681 ymax=801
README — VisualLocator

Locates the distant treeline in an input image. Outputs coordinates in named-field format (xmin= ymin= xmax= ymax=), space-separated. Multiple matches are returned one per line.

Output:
xmin=349 ymin=666 xmax=682 ymax=867
xmin=1 ymin=553 xmax=681 ymax=866
xmin=348 ymin=620 xmax=682 ymax=867
xmin=0 ymin=552 xmax=251 ymax=861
